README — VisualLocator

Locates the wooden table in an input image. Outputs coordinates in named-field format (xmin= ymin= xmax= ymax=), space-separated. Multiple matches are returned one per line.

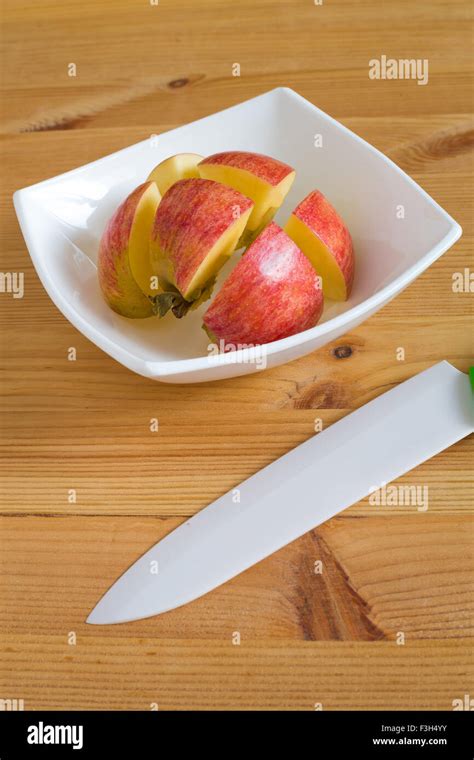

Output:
xmin=1 ymin=0 xmax=473 ymax=710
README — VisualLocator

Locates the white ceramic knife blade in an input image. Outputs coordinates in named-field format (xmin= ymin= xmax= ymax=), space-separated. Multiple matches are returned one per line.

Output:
xmin=87 ymin=361 xmax=473 ymax=625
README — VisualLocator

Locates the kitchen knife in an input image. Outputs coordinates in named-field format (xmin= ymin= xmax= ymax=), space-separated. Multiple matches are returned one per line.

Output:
xmin=87 ymin=361 xmax=473 ymax=625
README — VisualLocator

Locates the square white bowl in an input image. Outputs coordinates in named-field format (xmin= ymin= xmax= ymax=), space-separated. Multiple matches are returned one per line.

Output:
xmin=14 ymin=87 xmax=461 ymax=383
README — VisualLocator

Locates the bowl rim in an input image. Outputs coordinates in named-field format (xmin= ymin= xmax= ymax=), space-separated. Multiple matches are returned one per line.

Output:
xmin=13 ymin=87 xmax=462 ymax=379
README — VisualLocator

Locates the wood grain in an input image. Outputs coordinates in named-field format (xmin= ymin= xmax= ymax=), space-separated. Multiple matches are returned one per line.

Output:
xmin=2 ymin=515 xmax=472 ymax=641
xmin=2 ymin=636 xmax=472 ymax=710
xmin=0 ymin=0 xmax=473 ymax=711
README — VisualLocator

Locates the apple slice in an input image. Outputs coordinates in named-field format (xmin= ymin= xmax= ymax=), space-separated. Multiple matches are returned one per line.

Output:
xmin=98 ymin=181 xmax=161 ymax=318
xmin=203 ymin=222 xmax=323 ymax=347
xmin=284 ymin=190 xmax=354 ymax=301
xmin=147 ymin=153 xmax=203 ymax=195
xmin=197 ymin=151 xmax=295 ymax=245
xmin=150 ymin=178 xmax=254 ymax=317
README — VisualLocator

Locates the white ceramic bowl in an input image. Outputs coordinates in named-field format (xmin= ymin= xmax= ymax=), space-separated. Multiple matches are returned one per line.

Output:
xmin=14 ymin=87 xmax=461 ymax=383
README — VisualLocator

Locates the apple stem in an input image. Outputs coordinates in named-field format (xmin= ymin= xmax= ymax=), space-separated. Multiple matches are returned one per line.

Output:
xmin=149 ymin=291 xmax=193 ymax=319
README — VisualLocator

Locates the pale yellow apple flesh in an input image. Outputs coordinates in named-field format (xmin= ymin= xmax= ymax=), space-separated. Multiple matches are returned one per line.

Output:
xmin=284 ymin=214 xmax=347 ymax=301
xmin=98 ymin=181 xmax=161 ymax=318
xmin=147 ymin=153 xmax=203 ymax=195
xmin=128 ymin=182 xmax=162 ymax=297
xmin=197 ymin=164 xmax=295 ymax=237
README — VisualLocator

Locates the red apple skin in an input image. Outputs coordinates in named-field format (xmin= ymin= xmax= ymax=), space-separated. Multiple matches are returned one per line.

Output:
xmin=151 ymin=178 xmax=253 ymax=296
xmin=98 ymin=182 xmax=155 ymax=318
xmin=293 ymin=190 xmax=354 ymax=296
xmin=199 ymin=151 xmax=294 ymax=186
xmin=203 ymin=222 xmax=323 ymax=346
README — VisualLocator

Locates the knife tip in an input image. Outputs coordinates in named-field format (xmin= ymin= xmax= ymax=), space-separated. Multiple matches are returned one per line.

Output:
xmin=86 ymin=597 xmax=117 ymax=625
xmin=85 ymin=600 xmax=148 ymax=625
xmin=85 ymin=608 xmax=105 ymax=625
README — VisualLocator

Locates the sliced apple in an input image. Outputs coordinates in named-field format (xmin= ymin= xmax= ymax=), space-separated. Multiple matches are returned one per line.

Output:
xmin=203 ymin=222 xmax=323 ymax=347
xmin=197 ymin=151 xmax=295 ymax=245
xmin=150 ymin=178 xmax=254 ymax=317
xmin=284 ymin=190 xmax=354 ymax=301
xmin=98 ymin=181 xmax=161 ymax=318
xmin=147 ymin=152 xmax=203 ymax=196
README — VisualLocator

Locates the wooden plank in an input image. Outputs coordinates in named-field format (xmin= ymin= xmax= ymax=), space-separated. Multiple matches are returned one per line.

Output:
xmin=1 ymin=513 xmax=472 ymax=708
xmin=1 ymin=514 xmax=472 ymax=640
xmin=1 ymin=636 xmax=471 ymax=710
xmin=1 ymin=0 xmax=473 ymax=133
xmin=0 ymin=410 xmax=472 ymax=516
